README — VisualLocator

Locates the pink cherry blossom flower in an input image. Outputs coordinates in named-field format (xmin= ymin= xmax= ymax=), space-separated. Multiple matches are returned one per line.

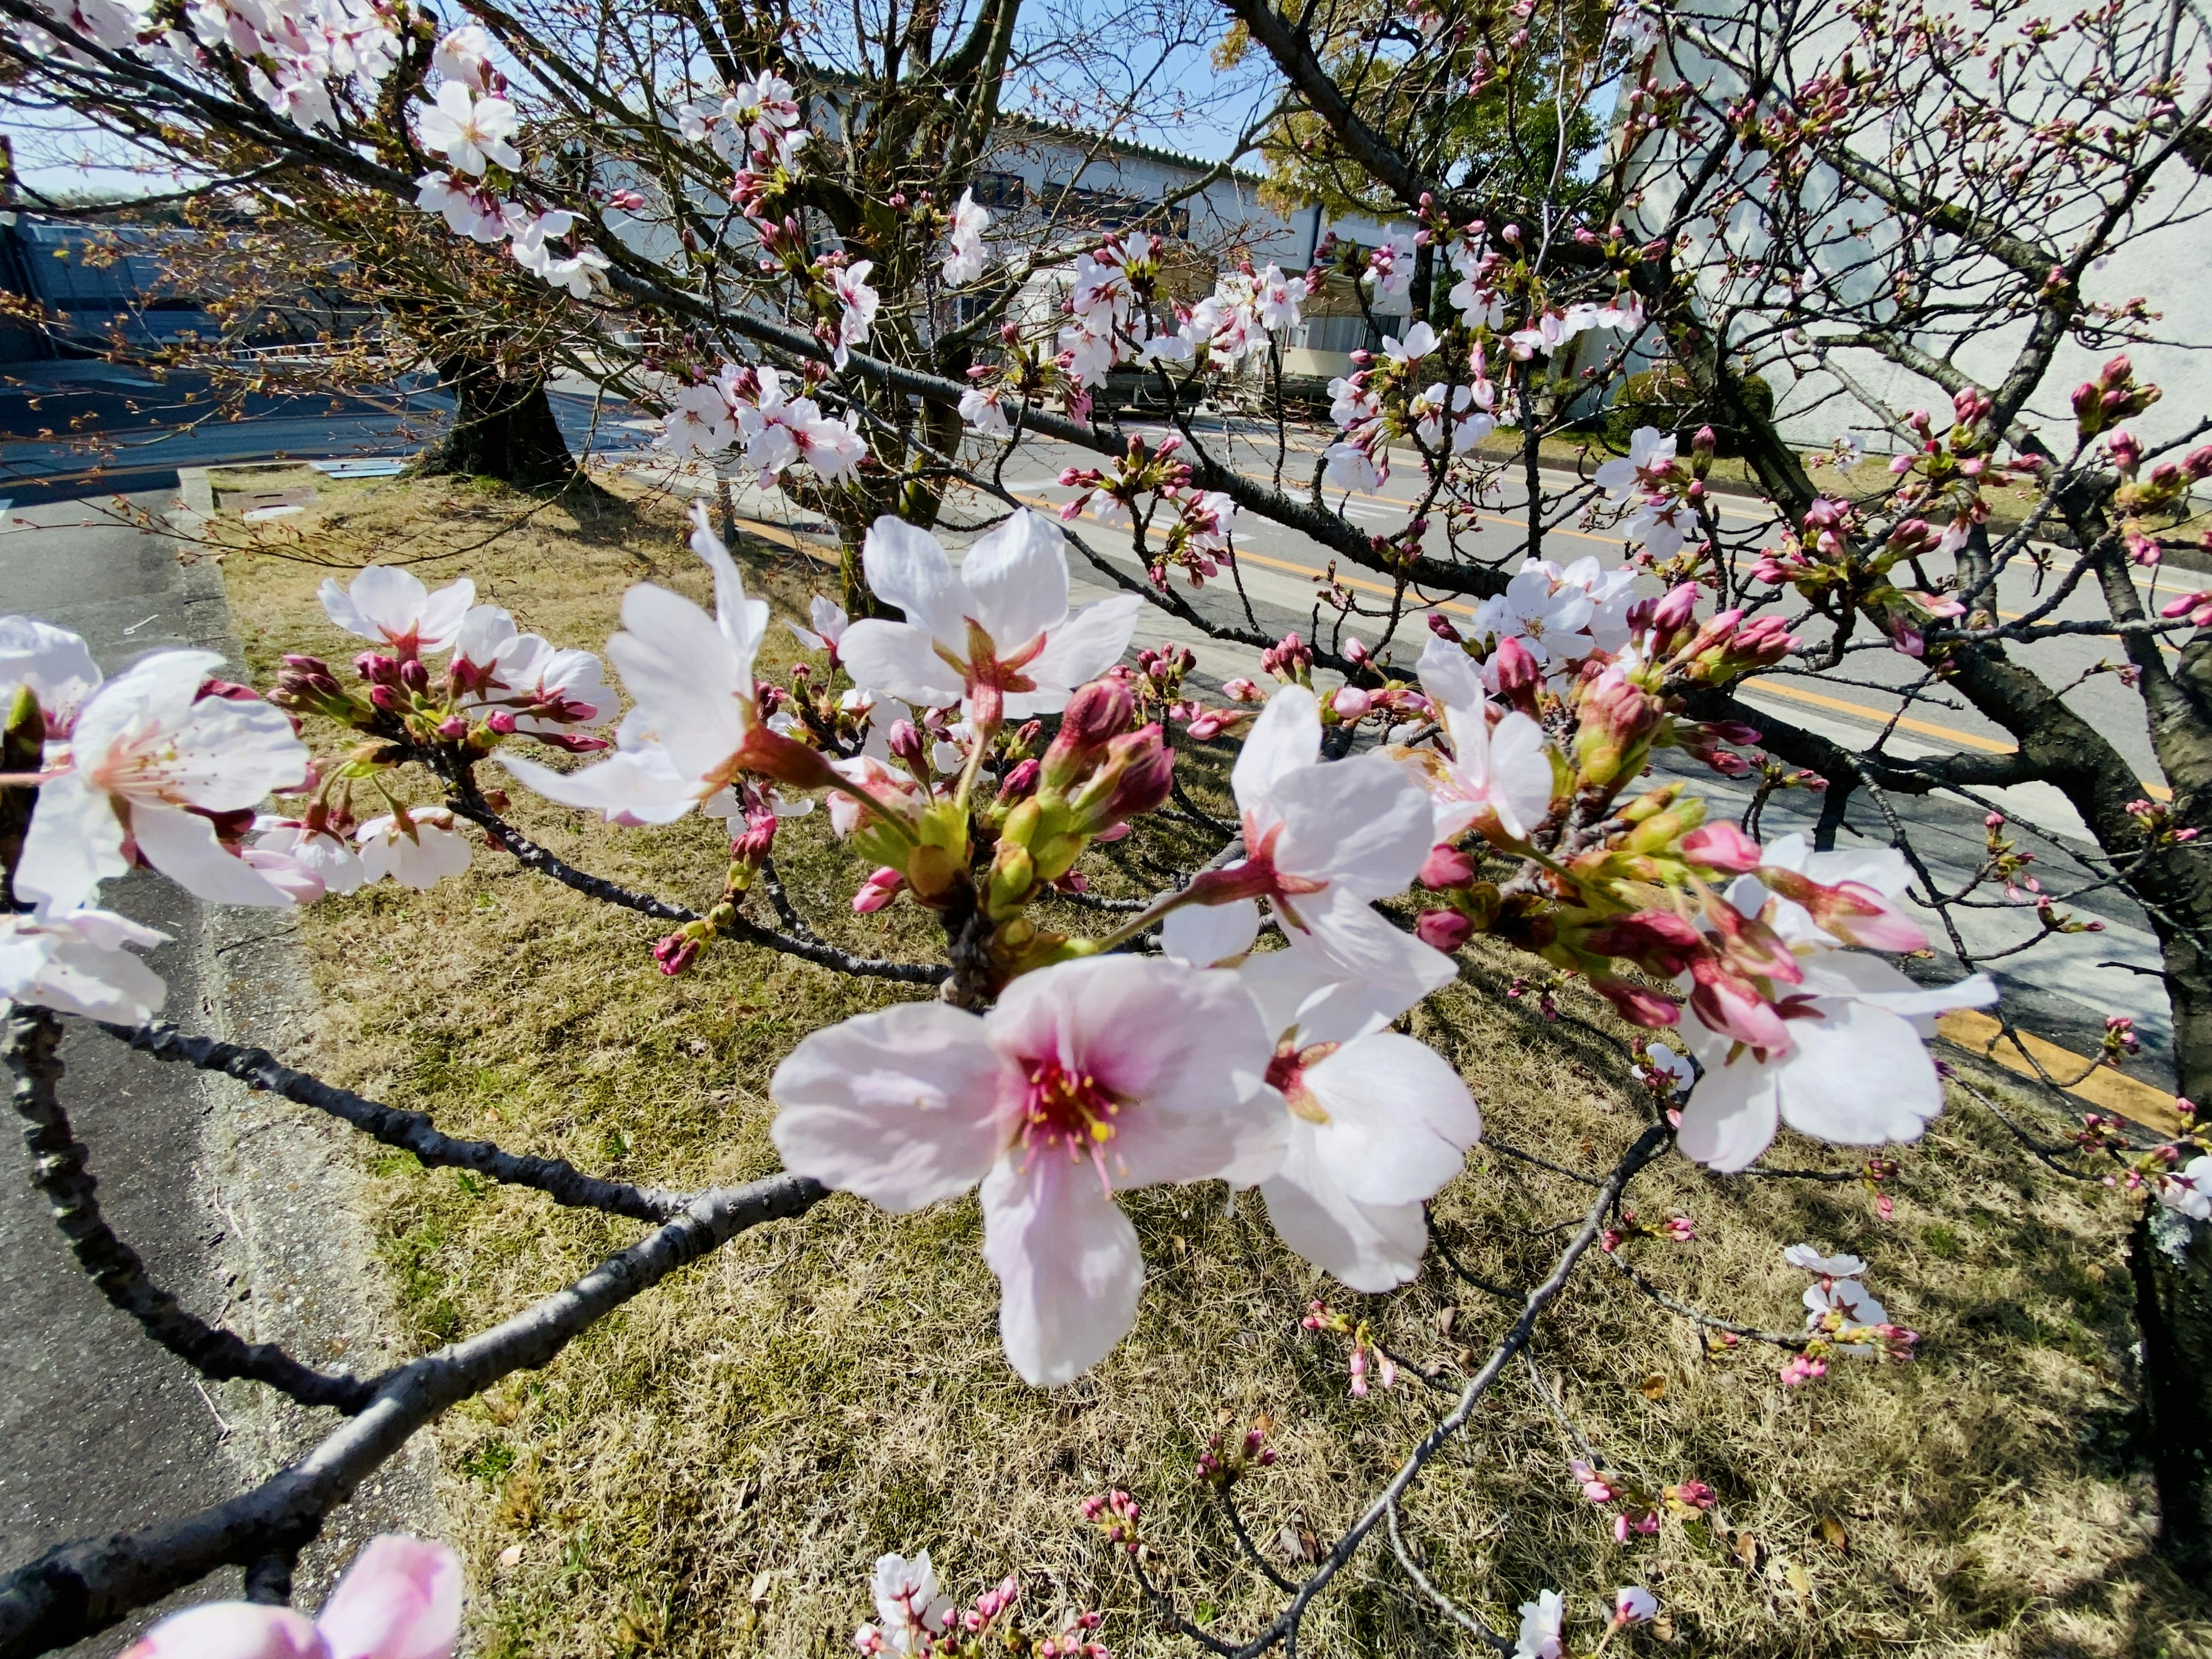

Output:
xmin=770 ymin=956 xmax=1277 ymax=1384
xmin=318 ymin=567 xmax=477 ymax=658
xmin=450 ymin=607 xmax=611 ymax=734
xmin=1162 ymin=684 xmax=1452 ymax=1003
xmin=355 ymin=807 xmax=474 ymax=889
xmin=122 ymin=1533 xmax=460 ymax=1659
xmin=837 ymin=512 xmax=1142 ymax=729
xmin=1405 ymin=635 xmax=1554 ymax=844
xmin=1 ymin=905 xmax=168 ymax=1023
xmin=16 ymin=650 xmax=309 ymax=912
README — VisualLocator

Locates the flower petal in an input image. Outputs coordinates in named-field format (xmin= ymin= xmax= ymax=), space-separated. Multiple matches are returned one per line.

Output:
xmin=315 ymin=1535 xmax=464 ymax=1659
xmin=958 ymin=510 xmax=1069 ymax=652
xmin=15 ymin=770 xmax=128 ymax=911
xmin=981 ymin=1154 xmax=1144 ymax=1385
xmin=1160 ymin=897 xmax=1260 ymax=968
xmin=1674 ymin=1044 xmax=1781 ymax=1172
xmin=495 ymin=747 xmax=700 ymax=824
xmin=122 ymin=1602 xmax=328 ymax=1659
xmin=1270 ymin=751 xmax=1435 ymax=896
xmin=770 ymin=1001 xmax=1005 ymax=1210
xmin=1231 ymin=685 xmax=1321 ymax=813
xmin=132 ymin=802 xmax=296 ymax=906
xmin=1303 ymin=1031 xmax=1482 ymax=1206
xmin=1283 ymin=884 xmax=1456 ymax=1003
xmin=1261 ymin=1122 xmax=1430 ymax=1292
xmin=607 ymin=585 xmax=748 ymax=784
xmin=1772 ymin=999 xmax=1947 ymax=1148
xmin=839 ymin=619 xmax=966 ymax=710
xmin=1018 ymin=594 xmax=1143 ymax=704
xmin=862 ymin=517 xmax=971 ymax=647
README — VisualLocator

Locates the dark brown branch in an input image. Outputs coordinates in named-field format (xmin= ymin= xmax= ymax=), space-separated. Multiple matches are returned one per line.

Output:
xmin=94 ymin=1021 xmax=691 ymax=1224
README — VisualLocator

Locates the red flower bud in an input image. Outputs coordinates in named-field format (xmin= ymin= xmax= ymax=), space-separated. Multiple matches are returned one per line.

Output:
xmin=1416 ymin=909 xmax=1472 ymax=952
xmin=1421 ymin=843 xmax=1476 ymax=889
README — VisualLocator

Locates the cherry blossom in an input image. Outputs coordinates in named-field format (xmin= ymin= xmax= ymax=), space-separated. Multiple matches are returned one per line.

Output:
xmin=1468 ymin=562 xmax=1601 ymax=669
xmin=769 ymin=956 xmax=1277 ymax=1384
xmin=355 ymin=808 xmax=474 ymax=889
xmin=430 ymin=23 xmax=497 ymax=90
xmin=319 ymin=568 xmax=476 ymax=657
xmin=1 ymin=615 xmax=101 ymax=734
xmin=1783 ymin=1243 xmax=1868 ymax=1277
xmin=1514 ymin=1590 xmax=1564 ymax=1659
xmin=959 ymin=385 xmax=1013 ymax=437
xmin=1363 ymin=228 xmax=1416 ymax=304
xmin=1594 ymin=426 xmax=1676 ymax=502
xmin=501 ymin=506 xmax=833 ymax=821
xmin=1403 ymin=635 xmax=1554 ymax=844
xmin=1166 ymin=684 xmax=1453 ymax=1002
xmin=1643 ymin=1042 xmax=1694 ymax=1096
xmin=412 ymin=81 xmax=521 ymax=176
xmin=449 ymin=607 xmax=612 ymax=735
xmin=1614 ymin=1587 xmax=1659 ymax=1626
xmin=1674 ymin=835 xmax=1997 ymax=1171
xmin=252 ymin=815 xmax=367 ymax=896
xmin=1233 ymin=949 xmax=1479 ymax=1291
xmin=836 ymin=512 xmax=1142 ymax=728
xmin=831 ymin=262 xmax=880 ymax=368
xmin=789 ymin=595 xmax=850 ymax=659
xmin=860 ymin=1552 xmax=952 ymax=1655
xmin=724 ymin=70 xmax=805 ymax=163
xmin=413 ymin=173 xmax=509 ymax=241
xmin=16 ymin=650 xmax=310 ymax=912
xmin=0 ymin=906 xmax=169 ymax=1024
xmin=943 ymin=190 xmax=990 ymax=285
xmin=2156 ymin=1154 xmax=2212 ymax=1220
xmin=120 ymin=1533 xmax=460 ymax=1659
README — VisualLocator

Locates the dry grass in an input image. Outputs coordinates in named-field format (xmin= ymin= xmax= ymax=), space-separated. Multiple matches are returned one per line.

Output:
xmin=211 ymin=470 xmax=2212 ymax=1659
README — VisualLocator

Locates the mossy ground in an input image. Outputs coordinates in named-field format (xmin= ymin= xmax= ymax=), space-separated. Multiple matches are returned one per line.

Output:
xmin=210 ymin=467 xmax=2212 ymax=1659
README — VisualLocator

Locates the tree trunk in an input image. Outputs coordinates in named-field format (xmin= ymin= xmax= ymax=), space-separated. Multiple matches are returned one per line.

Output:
xmin=419 ymin=356 xmax=578 ymax=491
xmin=2131 ymin=1199 xmax=2212 ymax=1580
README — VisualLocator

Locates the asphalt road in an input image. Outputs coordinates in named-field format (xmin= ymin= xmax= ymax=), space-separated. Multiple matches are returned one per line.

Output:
xmin=0 ymin=493 xmax=249 ymax=1649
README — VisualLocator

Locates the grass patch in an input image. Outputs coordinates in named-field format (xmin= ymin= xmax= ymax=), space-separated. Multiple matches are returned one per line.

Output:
xmin=216 ymin=474 xmax=2212 ymax=1659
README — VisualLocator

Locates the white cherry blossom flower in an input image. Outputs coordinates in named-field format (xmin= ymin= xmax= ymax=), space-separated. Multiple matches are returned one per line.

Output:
xmin=959 ymin=385 xmax=1012 ymax=437
xmin=414 ymin=172 xmax=507 ymax=241
xmin=431 ymin=22 xmax=497 ymax=90
xmin=412 ymin=80 xmax=521 ymax=176
xmin=1 ymin=614 xmax=101 ymax=735
xmin=319 ymin=567 xmax=477 ymax=657
xmin=789 ymin=595 xmax=849 ymax=657
xmin=943 ymin=189 xmax=990 ymax=284
xmin=1256 ymin=264 xmax=1304 ymax=331
xmin=1405 ymin=635 xmax=1553 ymax=843
xmin=1323 ymin=441 xmax=1385 ymax=494
xmin=837 ymin=512 xmax=1141 ymax=727
xmin=0 ymin=906 xmax=168 ymax=1024
xmin=1644 ymin=1042 xmax=1694 ymax=1096
xmin=1594 ymin=426 xmax=1676 ymax=502
xmin=121 ymin=1533 xmax=461 ymax=1659
xmin=770 ymin=956 xmax=1278 ymax=1385
xmin=499 ymin=506 xmax=831 ymax=823
xmin=1469 ymin=561 xmax=1598 ymax=668
xmin=451 ymin=607 xmax=612 ymax=734
xmin=861 ymin=1552 xmax=952 ymax=1656
xmin=356 ymin=808 xmax=474 ymax=889
xmin=1165 ymin=684 xmax=1453 ymax=1002
xmin=1236 ymin=949 xmax=1478 ymax=1291
xmin=1615 ymin=1587 xmax=1659 ymax=1626
xmin=832 ymin=261 xmax=880 ymax=368
xmin=1515 ymin=1590 xmax=1565 ymax=1659
xmin=1675 ymin=838 xmax=1997 ymax=1171
xmin=1804 ymin=1273 xmax=1888 ymax=1340
xmin=16 ymin=651 xmax=309 ymax=912
xmin=2156 ymin=1154 xmax=2212 ymax=1221
xmin=252 ymin=816 xmax=367 ymax=896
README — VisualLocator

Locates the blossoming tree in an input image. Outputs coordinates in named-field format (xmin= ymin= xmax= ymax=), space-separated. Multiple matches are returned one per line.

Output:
xmin=2 ymin=0 xmax=2212 ymax=1645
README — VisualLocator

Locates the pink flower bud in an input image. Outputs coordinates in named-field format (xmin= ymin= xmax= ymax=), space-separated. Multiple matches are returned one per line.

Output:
xmin=1002 ymin=758 xmax=1041 ymax=797
xmin=399 ymin=658 xmax=430 ymax=694
xmin=1420 ymin=843 xmax=1476 ymax=889
xmin=435 ymin=714 xmax=471 ymax=740
xmin=653 ymin=934 xmax=702 ymax=975
xmin=1426 ymin=612 xmax=1463 ymax=642
xmin=1681 ymin=821 xmax=1763 ymax=873
xmin=1416 ymin=908 xmax=1472 ymax=951
xmin=1491 ymin=634 xmax=1539 ymax=696
xmin=852 ymin=867 xmax=904 ymax=912
xmin=1333 ymin=685 xmax=1373 ymax=718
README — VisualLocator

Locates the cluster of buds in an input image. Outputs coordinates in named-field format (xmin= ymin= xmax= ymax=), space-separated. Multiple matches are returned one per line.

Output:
xmin=649 ymin=785 xmax=790 ymax=976
xmin=1861 ymin=1156 xmax=1899 ymax=1221
xmin=2109 ymin=435 xmax=2212 ymax=567
xmin=1567 ymin=1460 xmax=1715 ymax=1544
xmin=1256 ymin=632 xmax=1316 ymax=688
xmin=1657 ymin=607 xmax=1796 ymax=687
xmin=2072 ymin=353 xmax=2161 ymax=442
xmin=1080 ymin=1490 xmax=1144 ymax=1556
xmin=1599 ymin=1209 xmax=1697 ymax=1252
xmin=1195 ymin=1417 xmax=1278 ymax=1488
xmin=982 ymin=681 xmax=1172 ymax=944
xmin=1301 ymin=1300 xmax=1397 ymax=1396
xmin=1059 ymin=434 xmax=1190 ymax=533
xmin=1150 ymin=486 xmax=1239 ymax=591
xmin=2103 ymin=1014 xmax=2141 ymax=1063
xmin=1124 ymin=646 xmax=1234 ymax=741
xmin=2122 ymin=796 xmax=2201 ymax=846
xmin=2073 ymin=1111 xmax=2135 ymax=1153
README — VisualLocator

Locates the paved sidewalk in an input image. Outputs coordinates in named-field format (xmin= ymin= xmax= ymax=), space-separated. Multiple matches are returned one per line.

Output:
xmin=1 ymin=493 xmax=431 ymax=1654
